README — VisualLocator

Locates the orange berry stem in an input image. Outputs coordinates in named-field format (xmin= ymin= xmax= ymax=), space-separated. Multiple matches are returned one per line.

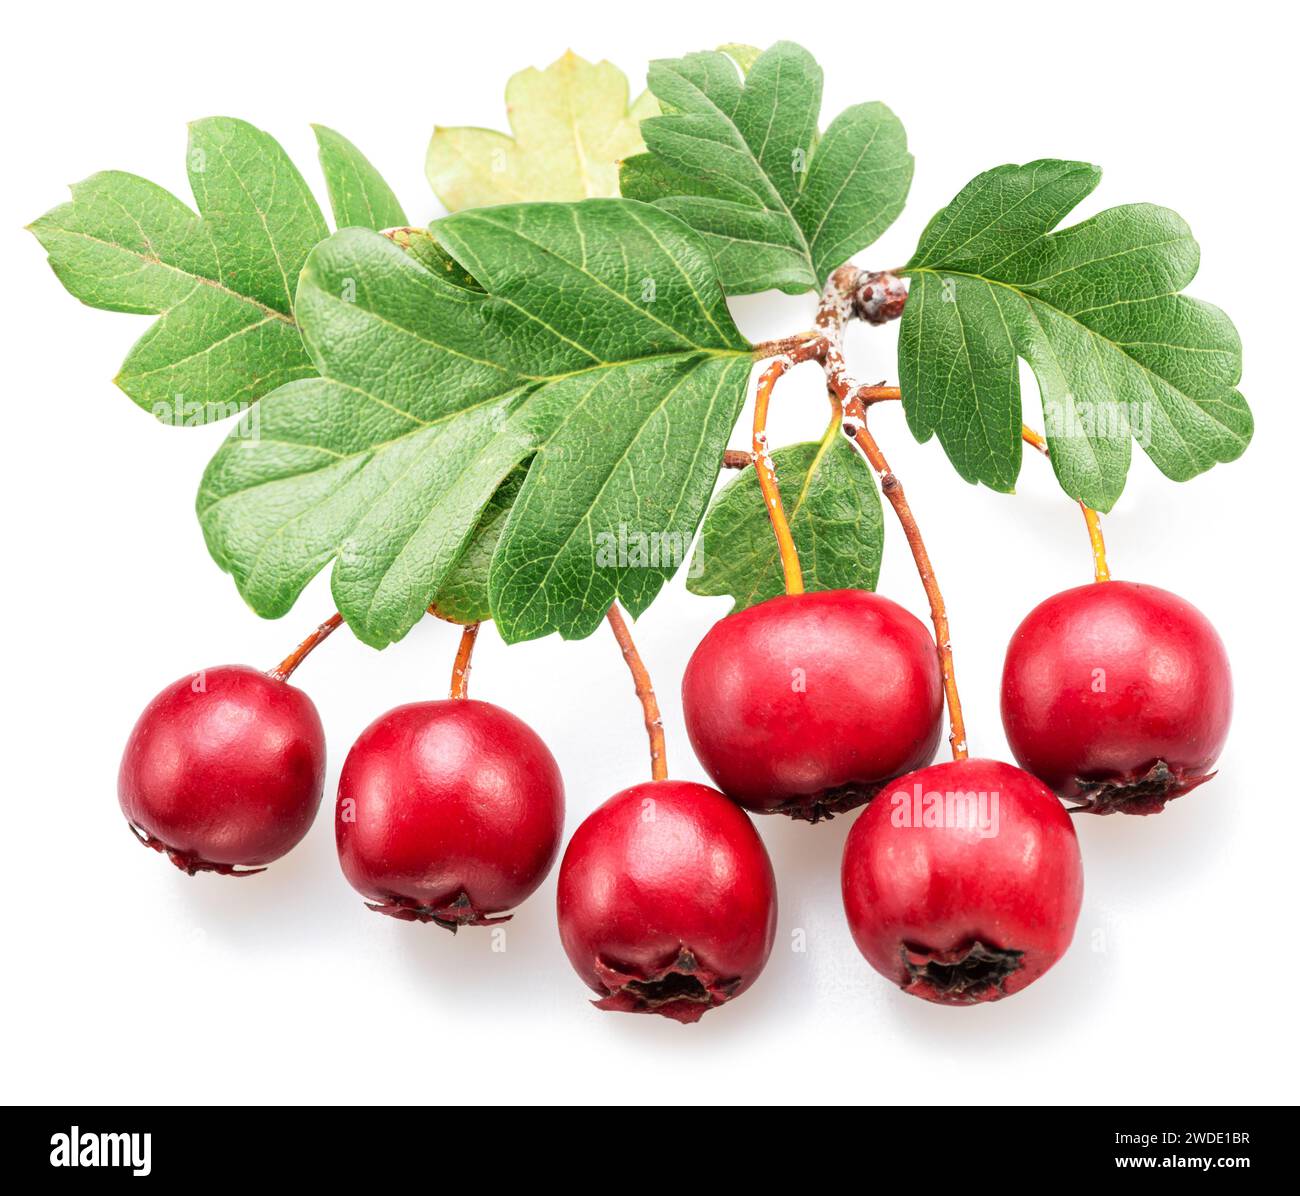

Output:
xmin=449 ymin=622 xmax=480 ymax=699
xmin=1022 ymin=425 xmax=1112 ymax=583
xmin=605 ymin=604 xmax=668 ymax=782
xmin=269 ymin=612 xmax=344 ymax=682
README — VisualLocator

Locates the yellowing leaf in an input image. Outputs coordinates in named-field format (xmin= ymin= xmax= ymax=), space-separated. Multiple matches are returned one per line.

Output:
xmin=426 ymin=51 xmax=656 ymax=209
xmin=717 ymin=43 xmax=762 ymax=73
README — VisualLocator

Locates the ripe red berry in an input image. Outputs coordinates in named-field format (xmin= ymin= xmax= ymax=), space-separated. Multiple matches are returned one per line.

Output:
xmin=336 ymin=699 xmax=564 ymax=930
xmin=1001 ymin=581 xmax=1232 ymax=814
xmin=682 ymin=589 xmax=943 ymax=821
xmin=556 ymin=781 xmax=778 ymax=1023
xmin=841 ymin=758 xmax=1083 ymax=1004
xmin=119 ymin=665 xmax=326 ymax=875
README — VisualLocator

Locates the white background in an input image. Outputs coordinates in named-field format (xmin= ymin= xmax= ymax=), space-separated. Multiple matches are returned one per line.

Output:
xmin=2 ymin=0 xmax=1294 ymax=1106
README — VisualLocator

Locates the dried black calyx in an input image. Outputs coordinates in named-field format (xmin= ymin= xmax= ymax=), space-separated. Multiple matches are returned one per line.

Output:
xmin=1071 ymin=760 xmax=1216 ymax=816
xmin=127 ymin=822 xmax=265 ymax=877
xmin=901 ymin=940 xmax=1025 ymax=1000
xmin=781 ymin=780 xmax=883 ymax=824
xmin=593 ymin=947 xmax=742 ymax=1023
xmin=625 ymin=970 xmax=711 ymax=1006
xmin=364 ymin=889 xmax=508 ymax=933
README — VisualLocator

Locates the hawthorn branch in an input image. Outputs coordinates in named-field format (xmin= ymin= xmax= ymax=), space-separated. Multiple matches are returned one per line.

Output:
xmin=269 ymin=612 xmax=344 ymax=682
xmin=819 ymin=266 xmax=969 ymax=760
xmin=751 ymin=330 xmax=826 ymax=360
xmin=605 ymin=604 xmax=668 ymax=782
xmin=739 ymin=264 xmax=1109 ymax=752
xmin=737 ymin=265 xmax=971 ymax=757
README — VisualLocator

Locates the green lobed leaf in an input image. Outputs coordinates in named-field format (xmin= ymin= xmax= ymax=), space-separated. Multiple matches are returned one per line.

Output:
xmin=313 ymin=124 xmax=408 ymax=230
xmin=620 ymin=41 xmax=913 ymax=294
xmin=900 ymin=159 xmax=1251 ymax=511
xmin=688 ymin=424 xmax=883 ymax=611
xmin=428 ymin=469 xmax=525 ymax=624
xmin=29 ymin=117 xmax=404 ymax=426
xmin=197 ymin=199 xmax=752 ymax=648
xmin=426 ymin=51 xmax=657 ymax=210
xmin=382 ymin=226 xmax=483 ymax=289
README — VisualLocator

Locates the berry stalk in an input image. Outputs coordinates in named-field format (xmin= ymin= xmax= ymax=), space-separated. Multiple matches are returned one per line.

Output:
xmin=1081 ymin=508 xmax=1111 ymax=583
xmin=839 ymin=396 xmax=968 ymax=760
xmin=1022 ymin=425 xmax=1111 ymax=583
xmin=752 ymin=356 xmax=805 ymax=595
xmin=268 ymin=612 xmax=344 ymax=682
xmin=605 ymin=604 xmax=668 ymax=782
xmin=449 ymin=622 xmax=480 ymax=699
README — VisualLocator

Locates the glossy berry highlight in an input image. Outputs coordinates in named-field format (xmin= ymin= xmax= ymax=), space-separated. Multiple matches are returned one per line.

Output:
xmin=557 ymin=781 xmax=778 ymax=1023
xmin=1001 ymin=581 xmax=1232 ymax=814
xmin=842 ymin=758 xmax=1083 ymax=1004
xmin=118 ymin=665 xmax=326 ymax=875
xmin=336 ymin=699 xmax=564 ymax=930
xmin=682 ymin=589 xmax=943 ymax=821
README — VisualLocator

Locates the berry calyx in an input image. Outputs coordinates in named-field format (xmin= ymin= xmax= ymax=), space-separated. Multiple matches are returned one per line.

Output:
xmin=556 ymin=780 xmax=778 ymax=1023
xmin=118 ymin=665 xmax=327 ymax=875
xmin=841 ymin=758 xmax=1084 ymax=1004
xmin=682 ymin=589 xmax=943 ymax=821
xmin=335 ymin=699 xmax=565 ymax=931
xmin=1000 ymin=581 xmax=1232 ymax=814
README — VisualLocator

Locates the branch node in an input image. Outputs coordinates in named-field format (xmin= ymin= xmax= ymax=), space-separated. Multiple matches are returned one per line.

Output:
xmin=850 ymin=271 xmax=908 ymax=325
